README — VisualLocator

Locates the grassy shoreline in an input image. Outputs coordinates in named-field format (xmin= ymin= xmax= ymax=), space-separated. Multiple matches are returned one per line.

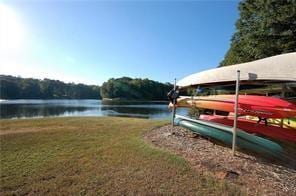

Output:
xmin=0 ymin=117 xmax=242 ymax=195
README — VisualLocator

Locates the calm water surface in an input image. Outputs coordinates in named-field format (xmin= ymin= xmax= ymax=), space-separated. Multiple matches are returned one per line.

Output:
xmin=0 ymin=99 xmax=188 ymax=119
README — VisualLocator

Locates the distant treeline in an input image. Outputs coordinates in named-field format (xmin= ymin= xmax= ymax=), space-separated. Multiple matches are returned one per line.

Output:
xmin=100 ymin=77 xmax=173 ymax=100
xmin=0 ymin=75 xmax=173 ymax=100
xmin=0 ymin=75 xmax=101 ymax=99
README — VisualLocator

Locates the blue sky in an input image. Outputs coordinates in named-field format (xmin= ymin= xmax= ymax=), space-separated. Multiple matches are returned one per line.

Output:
xmin=0 ymin=0 xmax=239 ymax=85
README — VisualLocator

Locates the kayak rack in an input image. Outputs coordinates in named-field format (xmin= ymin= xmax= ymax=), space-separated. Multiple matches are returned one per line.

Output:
xmin=172 ymin=70 xmax=241 ymax=155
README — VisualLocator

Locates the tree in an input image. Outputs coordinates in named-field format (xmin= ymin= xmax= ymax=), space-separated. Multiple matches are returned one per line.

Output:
xmin=220 ymin=0 xmax=296 ymax=66
xmin=0 ymin=75 xmax=101 ymax=99
xmin=0 ymin=76 xmax=21 ymax=99
xmin=100 ymin=77 xmax=173 ymax=100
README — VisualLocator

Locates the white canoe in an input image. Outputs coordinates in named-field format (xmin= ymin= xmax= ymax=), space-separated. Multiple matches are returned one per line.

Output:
xmin=177 ymin=52 xmax=296 ymax=88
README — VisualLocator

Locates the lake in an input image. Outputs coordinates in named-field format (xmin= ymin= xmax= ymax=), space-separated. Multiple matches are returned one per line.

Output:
xmin=0 ymin=99 xmax=188 ymax=119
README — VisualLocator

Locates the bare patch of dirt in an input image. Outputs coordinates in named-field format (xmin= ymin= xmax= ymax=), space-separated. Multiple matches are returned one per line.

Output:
xmin=144 ymin=125 xmax=296 ymax=195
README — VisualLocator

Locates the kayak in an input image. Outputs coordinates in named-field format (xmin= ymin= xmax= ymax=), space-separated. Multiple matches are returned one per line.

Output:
xmin=174 ymin=115 xmax=284 ymax=159
xmin=171 ymin=95 xmax=296 ymax=119
xmin=199 ymin=115 xmax=296 ymax=143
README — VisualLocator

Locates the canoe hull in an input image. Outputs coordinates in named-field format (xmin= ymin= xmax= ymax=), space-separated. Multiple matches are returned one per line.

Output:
xmin=174 ymin=115 xmax=284 ymax=159
xmin=174 ymin=95 xmax=296 ymax=119
xmin=199 ymin=115 xmax=296 ymax=143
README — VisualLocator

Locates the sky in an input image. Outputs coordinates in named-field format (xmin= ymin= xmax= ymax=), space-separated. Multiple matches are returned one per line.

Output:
xmin=0 ymin=0 xmax=239 ymax=85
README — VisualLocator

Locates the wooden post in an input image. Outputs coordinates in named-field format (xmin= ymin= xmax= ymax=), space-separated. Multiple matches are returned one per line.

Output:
xmin=171 ymin=78 xmax=177 ymax=130
xmin=232 ymin=70 xmax=240 ymax=156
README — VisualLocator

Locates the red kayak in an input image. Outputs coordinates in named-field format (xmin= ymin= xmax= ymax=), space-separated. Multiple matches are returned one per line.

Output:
xmin=173 ymin=95 xmax=296 ymax=119
xmin=199 ymin=115 xmax=296 ymax=143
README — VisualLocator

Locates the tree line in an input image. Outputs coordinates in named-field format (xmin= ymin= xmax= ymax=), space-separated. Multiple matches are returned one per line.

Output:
xmin=100 ymin=77 xmax=173 ymax=100
xmin=0 ymin=75 xmax=101 ymax=99
xmin=0 ymin=75 xmax=173 ymax=100
xmin=220 ymin=0 xmax=296 ymax=66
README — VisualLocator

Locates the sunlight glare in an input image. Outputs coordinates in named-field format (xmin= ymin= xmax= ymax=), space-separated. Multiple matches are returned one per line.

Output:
xmin=0 ymin=4 xmax=26 ymax=54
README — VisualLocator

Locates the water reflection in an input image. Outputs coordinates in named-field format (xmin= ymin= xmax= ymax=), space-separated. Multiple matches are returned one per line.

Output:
xmin=0 ymin=99 xmax=187 ymax=119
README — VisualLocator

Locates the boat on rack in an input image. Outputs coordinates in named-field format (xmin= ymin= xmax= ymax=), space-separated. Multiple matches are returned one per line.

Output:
xmin=177 ymin=52 xmax=296 ymax=88
xmin=199 ymin=114 xmax=296 ymax=143
xmin=174 ymin=115 xmax=284 ymax=159
xmin=171 ymin=95 xmax=296 ymax=119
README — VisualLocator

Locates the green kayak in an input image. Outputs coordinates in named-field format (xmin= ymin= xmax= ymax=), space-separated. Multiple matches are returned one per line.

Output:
xmin=174 ymin=115 xmax=284 ymax=159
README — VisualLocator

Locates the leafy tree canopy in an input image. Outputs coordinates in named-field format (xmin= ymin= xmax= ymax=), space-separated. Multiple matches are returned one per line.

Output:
xmin=220 ymin=0 xmax=296 ymax=66
xmin=0 ymin=75 xmax=101 ymax=99
xmin=1 ymin=75 xmax=172 ymax=100
xmin=100 ymin=77 xmax=173 ymax=100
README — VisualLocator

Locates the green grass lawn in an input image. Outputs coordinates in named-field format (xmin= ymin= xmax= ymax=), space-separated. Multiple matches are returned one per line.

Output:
xmin=0 ymin=117 xmax=242 ymax=195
